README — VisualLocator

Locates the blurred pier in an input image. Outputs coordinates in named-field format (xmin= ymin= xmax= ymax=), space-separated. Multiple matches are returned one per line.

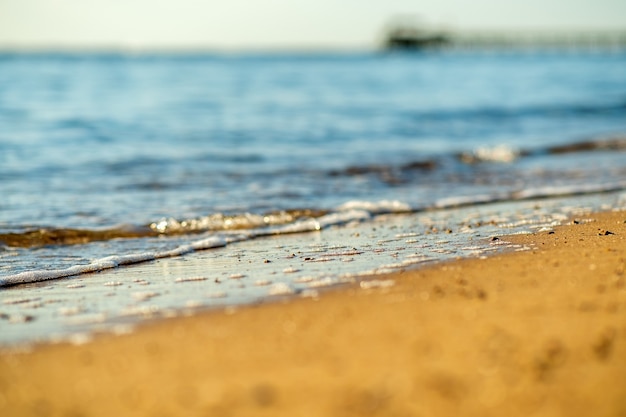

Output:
xmin=446 ymin=30 xmax=626 ymax=50
xmin=383 ymin=19 xmax=626 ymax=51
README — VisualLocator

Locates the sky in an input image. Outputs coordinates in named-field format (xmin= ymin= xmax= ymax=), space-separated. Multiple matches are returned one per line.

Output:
xmin=1 ymin=0 xmax=625 ymax=50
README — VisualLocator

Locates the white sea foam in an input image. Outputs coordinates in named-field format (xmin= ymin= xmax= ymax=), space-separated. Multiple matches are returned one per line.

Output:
xmin=0 ymin=236 xmax=228 ymax=287
xmin=268 ymin=283 xmax=295 ymax=295
xmin=513 ymin=181 xmax=626 ymax=200
xmin=191 ymin=236 xmax=229 ymax=250
xmin=2 ymin=187 xmax=625 ymax=290
xmin=58 ymin=306 xmax=84 ymax=316
xmin=338 ymin=200 xmax=411 ymax=213
xmin=435 ymin=194 xmax=504 ymax=209
xmin=400 ymin=258 xmax=435 ymax=266
xmin=101 ymin=252 xmax=156 ymax=266
xmin=306 ymin=277 xmax=338 ymax=288
xmin=470 ymin=145 xmax=520 ymax=163
xmin=269 ymin=218 xmax=321 ymax=234
xmin=131 ymin=291 xmax=160 ymax=301
xmin=156 ymin=245 xmax=194 ymax=258
xmin=175 ymin=276 xmax=208 ymax=283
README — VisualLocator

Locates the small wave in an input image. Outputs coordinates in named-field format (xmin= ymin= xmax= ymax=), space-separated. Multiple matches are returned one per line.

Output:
xmin=0 ymin=211 xmax=369 ymax=287
xmin=329 ymin=160 xmax=437 ymax=177
xmin=0 ymin=209 xmax=328 ymax=249
xmin=0 ymin=237 xmax=228 ymax=288
xmin=337 ymin=200 xmax=412 ymax=214
xmin=458 ymin=136 xmax=626 ymax=164
xmin=149 ymin=208 xmax=328 ymax=234
xmin=0 ymin=226 xmax=156 ymax=248
xmin=324 ymin=137 xmax=626 ymax=185
xmin=458 ymin=144 xmax=521 ymax=163
xmin=327 ymin=159 xmax=438 ymax=185
xmin=434 ymin=180 xmax=626 ymax=209
xmin=544 ymin=136 xmax=626 ymax=155
xmin=511 ymin=181 xmax=626 ymax=200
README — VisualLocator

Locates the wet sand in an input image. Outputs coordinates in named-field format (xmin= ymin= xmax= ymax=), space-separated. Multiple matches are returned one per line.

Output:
xmin=1 ymin=210 xmax=625 ymax=417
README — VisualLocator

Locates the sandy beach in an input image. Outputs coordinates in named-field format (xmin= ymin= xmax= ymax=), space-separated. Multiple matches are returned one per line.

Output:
xmin=1 ymin=210 xmax=625 ymax=417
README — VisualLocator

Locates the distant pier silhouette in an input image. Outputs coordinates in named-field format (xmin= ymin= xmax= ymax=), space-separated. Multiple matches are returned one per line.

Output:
xmin=383 ymin=17 xmax=626 ymax=51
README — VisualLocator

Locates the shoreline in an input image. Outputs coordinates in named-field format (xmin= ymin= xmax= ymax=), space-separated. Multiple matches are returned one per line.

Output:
xmin=1 ymin=210 xmax=625 ymax=416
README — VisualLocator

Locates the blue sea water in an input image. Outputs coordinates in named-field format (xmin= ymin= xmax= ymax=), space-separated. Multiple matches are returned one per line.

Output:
xmin=1 ymin=49 xmax=626 ymax=344
xmin=2 ymin=51 xmax=625 ymax=235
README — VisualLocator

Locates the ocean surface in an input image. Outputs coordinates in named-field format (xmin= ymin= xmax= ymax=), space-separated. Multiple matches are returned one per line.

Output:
xmin=1 ymin=49 xmax=626 ymax=345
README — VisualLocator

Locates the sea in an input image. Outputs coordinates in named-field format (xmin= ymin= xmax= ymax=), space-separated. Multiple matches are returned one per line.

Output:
xmin=1 ymin=48 xmax=626 ymax=346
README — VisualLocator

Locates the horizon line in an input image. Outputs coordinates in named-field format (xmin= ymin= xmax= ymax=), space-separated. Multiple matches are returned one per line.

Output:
xmin=1 ymin=28 xmax=625 ymax=54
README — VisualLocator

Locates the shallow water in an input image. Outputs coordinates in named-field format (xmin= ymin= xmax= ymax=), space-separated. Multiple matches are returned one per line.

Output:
xmin=1 ymin=193 xmax=623 ymax=346
xmin=1 ymin=50 xmax=626 ymax=345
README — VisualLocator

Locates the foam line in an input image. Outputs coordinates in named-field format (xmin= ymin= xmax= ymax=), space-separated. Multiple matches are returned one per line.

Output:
xmin=0 ymin=211 xmax=373 ymax=287
xmin=2 ymin=183 xmax=626 ymax=288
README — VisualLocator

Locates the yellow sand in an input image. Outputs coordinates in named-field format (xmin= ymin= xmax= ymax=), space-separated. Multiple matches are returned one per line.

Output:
xmin=1 ymin=210 xmax=625 ymax=417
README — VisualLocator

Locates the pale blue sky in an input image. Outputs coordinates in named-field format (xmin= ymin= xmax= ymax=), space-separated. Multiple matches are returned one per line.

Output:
xmin=1 ymin=0 xmax=625 ymax=50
